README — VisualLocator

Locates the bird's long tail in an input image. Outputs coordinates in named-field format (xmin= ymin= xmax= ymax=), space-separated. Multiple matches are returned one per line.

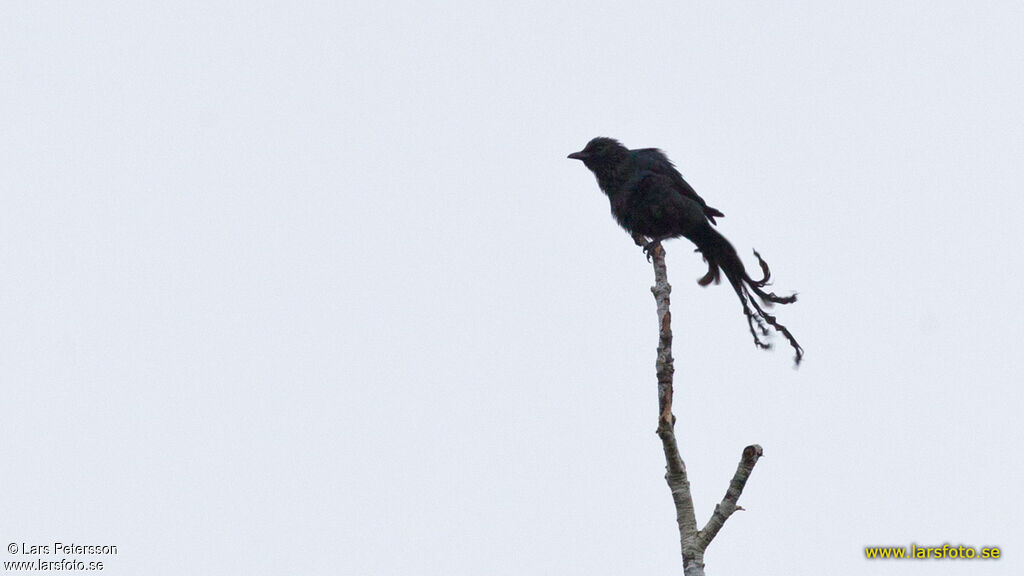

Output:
xmin=694 ymin=228 xmax=804 ymax=365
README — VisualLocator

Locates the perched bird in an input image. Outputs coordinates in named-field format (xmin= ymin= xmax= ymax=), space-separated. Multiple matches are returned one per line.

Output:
xmin=569 ymin=137 xmax=803 ymax=365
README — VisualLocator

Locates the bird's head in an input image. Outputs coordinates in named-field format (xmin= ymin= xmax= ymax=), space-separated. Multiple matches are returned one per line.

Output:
xmin=568 ymin=137 xmax=627 ymax=169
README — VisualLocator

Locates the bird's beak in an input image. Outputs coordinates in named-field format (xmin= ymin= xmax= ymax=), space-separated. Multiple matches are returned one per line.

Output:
xmin=567 ymin=151 xmax=587 ymax=160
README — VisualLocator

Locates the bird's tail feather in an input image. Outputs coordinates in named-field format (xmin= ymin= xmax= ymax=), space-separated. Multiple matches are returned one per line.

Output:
xmin=695 ymin=228 xmax=804 ymax=365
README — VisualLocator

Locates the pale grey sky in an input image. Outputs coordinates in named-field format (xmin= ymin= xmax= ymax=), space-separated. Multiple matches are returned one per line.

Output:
xmin=2 ymin=2 xmax=1021 ymax=574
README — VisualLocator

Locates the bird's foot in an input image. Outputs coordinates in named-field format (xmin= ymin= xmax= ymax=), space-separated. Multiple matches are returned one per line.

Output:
xmin=642 ymin=240 xmax=662 ymax=262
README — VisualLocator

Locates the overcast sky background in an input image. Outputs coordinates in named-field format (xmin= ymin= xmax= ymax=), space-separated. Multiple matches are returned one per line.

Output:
xmin=3 ymin=2 xmax=1022 ymax=574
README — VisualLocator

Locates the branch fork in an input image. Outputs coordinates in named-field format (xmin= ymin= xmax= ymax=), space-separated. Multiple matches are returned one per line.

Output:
xmin=643 ymin=240 xmax=764 ymax=576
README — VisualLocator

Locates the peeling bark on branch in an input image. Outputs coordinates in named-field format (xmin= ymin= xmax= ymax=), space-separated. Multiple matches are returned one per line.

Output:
xmin=643 ymin=241 xmax=764 ymax=576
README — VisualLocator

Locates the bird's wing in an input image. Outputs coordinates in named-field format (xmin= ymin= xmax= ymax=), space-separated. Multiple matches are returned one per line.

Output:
xmin=632 ymin=148 xmax=724 ymax=224
xmin=626 ymin=170 xmax=710 ymax=239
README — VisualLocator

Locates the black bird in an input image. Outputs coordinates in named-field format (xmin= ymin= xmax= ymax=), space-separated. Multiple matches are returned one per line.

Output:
xmin=569 ymin=137 xmax=803 ymax=365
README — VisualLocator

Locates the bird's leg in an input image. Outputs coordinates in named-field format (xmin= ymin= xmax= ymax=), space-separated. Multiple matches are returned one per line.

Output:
xmin=631 ymin=233 xmax=662 ymax=262
xmin=643 ymin=240 xmax=664 ymax=262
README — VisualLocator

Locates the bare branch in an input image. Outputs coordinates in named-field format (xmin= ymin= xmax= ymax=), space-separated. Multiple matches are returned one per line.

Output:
xmin=647 ymin=242 xmax=703 ymax=575
xmin=697 ymin=444 xmax=764 ymax=549
xmin=645 ymin=243 xmax=765 ymax=576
